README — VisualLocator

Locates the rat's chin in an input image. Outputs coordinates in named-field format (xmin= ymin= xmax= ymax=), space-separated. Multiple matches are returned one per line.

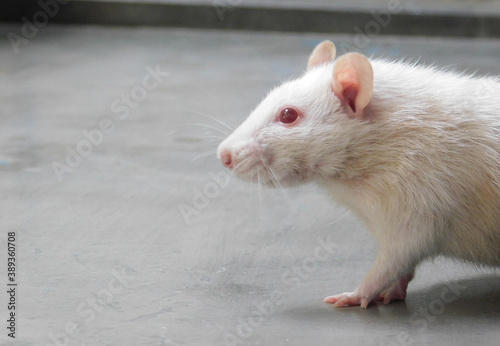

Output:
xmin=234 ymin=166 xmax=307 ymax=188
xmin=271 ymin=171 xmax=309 ymax=187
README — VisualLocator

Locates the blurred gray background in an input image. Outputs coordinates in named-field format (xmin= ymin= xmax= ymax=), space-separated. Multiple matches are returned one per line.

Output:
xmin=1 ymin=1 xmax=499 ymax=345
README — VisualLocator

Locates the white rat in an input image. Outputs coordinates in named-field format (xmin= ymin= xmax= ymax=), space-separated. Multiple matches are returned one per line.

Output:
xmin=217 ymin=40 xmax=500 ymax=308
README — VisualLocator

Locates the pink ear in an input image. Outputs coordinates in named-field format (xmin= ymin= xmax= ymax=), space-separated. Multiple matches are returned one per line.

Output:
xmin=332 ymin=53 xmax=373 ymax=118
xmin=307 ymin=41 xmax=337 ymax=70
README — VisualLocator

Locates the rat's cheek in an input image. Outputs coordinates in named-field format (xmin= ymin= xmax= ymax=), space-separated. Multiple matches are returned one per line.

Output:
xmin=259 ymin=144 xmax=275 ymax=167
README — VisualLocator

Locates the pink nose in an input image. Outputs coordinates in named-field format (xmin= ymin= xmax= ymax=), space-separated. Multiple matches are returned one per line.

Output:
xmin=220 ymin=149 xmax=233 ymax=169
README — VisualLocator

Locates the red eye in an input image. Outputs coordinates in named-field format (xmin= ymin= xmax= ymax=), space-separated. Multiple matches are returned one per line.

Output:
xmin=278 ymin=108 xmax=299 ymax=124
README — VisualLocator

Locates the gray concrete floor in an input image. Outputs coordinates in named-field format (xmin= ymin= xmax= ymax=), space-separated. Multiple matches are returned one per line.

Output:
xmin=1 ymin=25 xmax=500 ymax=345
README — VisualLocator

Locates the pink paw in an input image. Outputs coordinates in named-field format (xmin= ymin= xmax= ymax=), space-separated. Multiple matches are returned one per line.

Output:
xmin=323 ymin=292 xmax=373 ymax=309
xmin=324 ymin=274 xmax=413 ymax=308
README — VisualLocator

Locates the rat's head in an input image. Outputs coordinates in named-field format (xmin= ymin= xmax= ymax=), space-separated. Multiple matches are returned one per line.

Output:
xmin=217 ymin=41 xmax=374 ymax=187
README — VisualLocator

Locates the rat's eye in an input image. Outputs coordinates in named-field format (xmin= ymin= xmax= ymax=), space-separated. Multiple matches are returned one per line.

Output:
xmin=278 ymin=108 xmax=299 ymax=124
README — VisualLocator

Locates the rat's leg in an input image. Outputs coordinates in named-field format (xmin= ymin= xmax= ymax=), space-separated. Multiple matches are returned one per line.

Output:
xmin=323 ymin=245 xmax=418 ymax=308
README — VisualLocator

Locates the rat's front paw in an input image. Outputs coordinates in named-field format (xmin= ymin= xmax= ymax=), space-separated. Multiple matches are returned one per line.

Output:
xmin=323 ymin=291 xmax=374 ymax=309
xmin=324 ymin=274 xmax=413 ymax=308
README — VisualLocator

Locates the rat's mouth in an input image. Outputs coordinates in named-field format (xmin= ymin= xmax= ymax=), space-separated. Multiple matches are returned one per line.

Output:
xmin=233 ymin=157 xmax=305 ymax=188
xmin=219 ymin=141 xmax=306 ymax=187
xmin=232 ymin=158 xmax=273 ymax=184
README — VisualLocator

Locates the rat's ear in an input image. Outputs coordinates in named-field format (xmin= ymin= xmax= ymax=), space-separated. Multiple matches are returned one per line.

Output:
xmin=332 ymin=53 xmax=373 ymax=118
xmin=307 ymin=41 xmax=336 ymax=70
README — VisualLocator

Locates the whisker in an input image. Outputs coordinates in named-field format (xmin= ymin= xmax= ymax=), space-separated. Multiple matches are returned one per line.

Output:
xmin=181 ymin=108 xmax=235 ymax=132
xmin=203 ymin=138 xmax=226 ymax=144
xmin=177 ymin=123 xmax=231 ymax=137
xmin=182 ymin=82 xmax=238 ymax=127
xmin=328 ymin=210 xmax=350 ymax=225
xmin=191 ymin=150 xmax=218 ymax=162
xmin=196 ymin=135 xmax=227 ymax=141
xmin=261 ymin=160 xmax=294 ymax=208
xmin=233 ymin=156 xmax=252 ymax=172
xmin=165 ymin=129 xmax=181 ymax=137
xmin=257 ymin=168 xmax=263 ymax=217
xmin=261 ymin=159 xmax=280 ymax=187
xmin=250 ymin=170 xmax=255 ymax=192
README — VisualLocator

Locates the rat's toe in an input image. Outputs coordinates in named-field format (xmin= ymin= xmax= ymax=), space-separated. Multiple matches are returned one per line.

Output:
xmin=324 ymin=292 xmax=369 ymax=307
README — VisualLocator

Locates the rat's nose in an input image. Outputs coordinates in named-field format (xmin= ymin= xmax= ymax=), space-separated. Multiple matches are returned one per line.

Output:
xmin=220 ymin=148 xmax=233 ymax=169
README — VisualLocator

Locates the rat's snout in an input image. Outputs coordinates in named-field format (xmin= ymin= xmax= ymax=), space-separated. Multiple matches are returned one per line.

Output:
xmin=219 ymin=148 xmax=233 ymax=169
xmin=217 ymin=139 xmax=260 ymax=173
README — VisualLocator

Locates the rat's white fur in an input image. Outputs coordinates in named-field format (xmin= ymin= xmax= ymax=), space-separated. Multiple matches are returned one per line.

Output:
xmin=218 ymin=43 xmax=500 ymax=308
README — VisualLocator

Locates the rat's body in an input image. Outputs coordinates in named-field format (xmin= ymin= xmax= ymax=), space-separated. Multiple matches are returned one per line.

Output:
xmin=217 ymin=41 xmax=500 ymax=308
